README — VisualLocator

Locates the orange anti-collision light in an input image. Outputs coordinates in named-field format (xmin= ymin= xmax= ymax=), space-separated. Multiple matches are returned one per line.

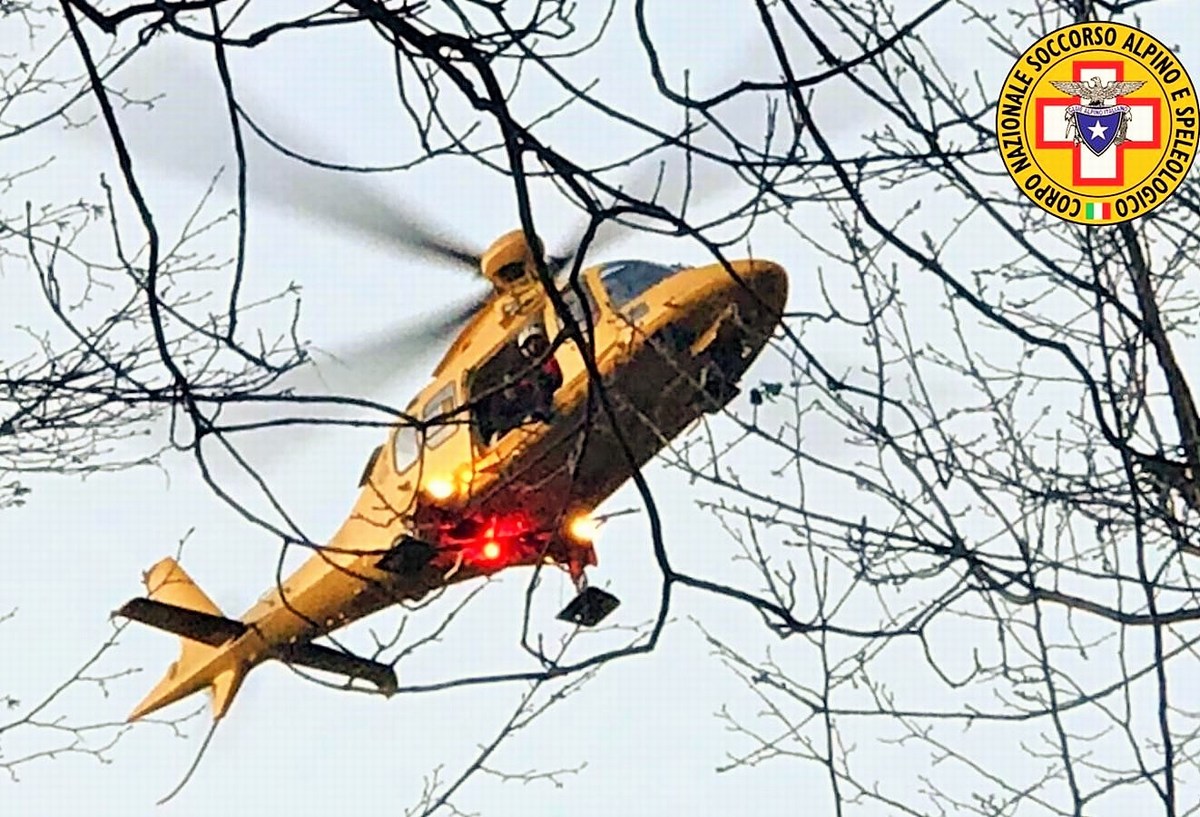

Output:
xmin=424 ymin=477 xmax=456 ymax=501
xmin=567 ymin=513 xmax=599 ymax=543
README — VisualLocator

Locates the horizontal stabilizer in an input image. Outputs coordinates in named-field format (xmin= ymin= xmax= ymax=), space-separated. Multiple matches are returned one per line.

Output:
xmin=120 ymin=558 xmax=251 ymax=722
xmin=277 ymin=642 xmax=398 ymax=695
xmin=116 ymin=598 xmax=246 ymax=647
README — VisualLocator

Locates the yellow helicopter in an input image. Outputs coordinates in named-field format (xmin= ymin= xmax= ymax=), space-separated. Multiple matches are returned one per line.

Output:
xmin=115 ymin=225 xmax=787 ymax=721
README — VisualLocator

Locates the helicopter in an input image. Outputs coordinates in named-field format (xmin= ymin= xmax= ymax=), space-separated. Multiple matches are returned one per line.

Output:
xmin=115 ymin=224 xmax=788 ymax=722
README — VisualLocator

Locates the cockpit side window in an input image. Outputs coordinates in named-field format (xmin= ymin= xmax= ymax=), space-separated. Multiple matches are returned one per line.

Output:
xmin=422 ymin=383 xmax=458 ymax=448
xmin=393 ymin=424 xmax=420 ymax=474
xmin=599 ymin=260 xmax=679 ymax=307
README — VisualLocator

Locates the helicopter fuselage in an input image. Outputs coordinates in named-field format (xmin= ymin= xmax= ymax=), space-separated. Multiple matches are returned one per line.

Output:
xmin=122 ymin=255 xmax=787 ymax=720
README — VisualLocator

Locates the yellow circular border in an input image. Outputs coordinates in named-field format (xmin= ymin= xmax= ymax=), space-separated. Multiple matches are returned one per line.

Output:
xmin=997 ymin=22 xmax=1196 ymax=225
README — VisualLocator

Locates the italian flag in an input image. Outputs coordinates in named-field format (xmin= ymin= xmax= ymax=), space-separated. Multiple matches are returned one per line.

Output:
xmin=1085 ymin=201 xmax=1111 ymax=221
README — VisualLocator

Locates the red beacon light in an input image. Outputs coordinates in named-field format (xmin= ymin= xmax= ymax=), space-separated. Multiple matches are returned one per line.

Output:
xmin=464 ymin=512 xmax=532 ymax=567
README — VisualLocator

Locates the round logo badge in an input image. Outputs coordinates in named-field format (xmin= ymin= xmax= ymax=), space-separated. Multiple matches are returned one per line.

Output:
xmin=998 ymin=22 xmax=1196 ymax=224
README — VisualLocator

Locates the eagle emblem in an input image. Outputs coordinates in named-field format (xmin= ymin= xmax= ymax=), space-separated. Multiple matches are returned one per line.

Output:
xmin=1048 ymin=77 xmax=1148 ymax=156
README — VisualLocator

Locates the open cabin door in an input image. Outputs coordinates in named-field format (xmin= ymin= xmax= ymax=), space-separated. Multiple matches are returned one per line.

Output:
xmin=463 ymin=313 xmax=556 ymax=466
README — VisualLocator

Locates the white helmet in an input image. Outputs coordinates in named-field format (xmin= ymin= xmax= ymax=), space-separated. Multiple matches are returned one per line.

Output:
xmin=518 ymin=323 xmax=546 ymax=351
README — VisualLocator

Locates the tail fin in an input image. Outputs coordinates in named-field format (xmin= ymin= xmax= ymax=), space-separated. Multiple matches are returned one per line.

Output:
xmin=116 ymin=558 xmax=248 ymax=722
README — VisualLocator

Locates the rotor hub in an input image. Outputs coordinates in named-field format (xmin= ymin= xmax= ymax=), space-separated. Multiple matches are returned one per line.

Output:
xmin=480 ymin=229 xmax=544 ymax=292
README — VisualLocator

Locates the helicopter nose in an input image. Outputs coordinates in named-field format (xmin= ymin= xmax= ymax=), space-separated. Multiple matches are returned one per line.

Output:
xmin=687 ymin=258 xmax=789 ymax=317
xmin=735 ymin=258 xmax=788 ymax=315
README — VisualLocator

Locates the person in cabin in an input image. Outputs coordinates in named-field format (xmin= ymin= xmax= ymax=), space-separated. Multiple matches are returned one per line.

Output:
xmin=516 ymin=323 xmax=563 ymax=423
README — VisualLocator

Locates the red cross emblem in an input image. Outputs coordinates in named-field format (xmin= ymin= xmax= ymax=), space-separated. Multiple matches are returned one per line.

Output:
xmin=1034 ymin=60 xmax=1161 ymax=187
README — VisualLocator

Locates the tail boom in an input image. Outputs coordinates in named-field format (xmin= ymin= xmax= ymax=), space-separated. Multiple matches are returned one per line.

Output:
xmin=118 ymin=557 xmax=400 ymax=721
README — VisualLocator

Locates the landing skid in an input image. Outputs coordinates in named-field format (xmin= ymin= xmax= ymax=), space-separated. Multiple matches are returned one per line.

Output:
xmin=557 ymin=586 xmax=621 ymax=627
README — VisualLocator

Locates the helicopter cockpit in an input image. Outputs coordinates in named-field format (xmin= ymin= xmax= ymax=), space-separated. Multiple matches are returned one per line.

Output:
xmin=391 ymin=259 xmax=690 ymax=471
xmin=597 ymin=260 xmax=682 ymax=307
xmin=468 ymin=335 xmax=539 ymax=446
xmin=465 ymin=261 xmax=682 ymax=448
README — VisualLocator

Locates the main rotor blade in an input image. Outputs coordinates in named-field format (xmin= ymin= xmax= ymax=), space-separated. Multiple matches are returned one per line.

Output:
xmin=233 ymin=108 xmax=481 ymax=271
xmin=298 ymin=290 xmax=490 ymax=400
xmin=111 ymin=51 xmax=481 ymax=272
xmin=549 ymin=216 xmax=628 ymax=274
xmin=221 ymin=289 xmax=488 ymax=466
xmin=546 ymin=147 xmax=744 ymax=273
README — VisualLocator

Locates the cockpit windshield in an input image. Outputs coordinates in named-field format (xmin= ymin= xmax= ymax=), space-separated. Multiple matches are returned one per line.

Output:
xmin=599 ymin=260 xmax=680 ymax=307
